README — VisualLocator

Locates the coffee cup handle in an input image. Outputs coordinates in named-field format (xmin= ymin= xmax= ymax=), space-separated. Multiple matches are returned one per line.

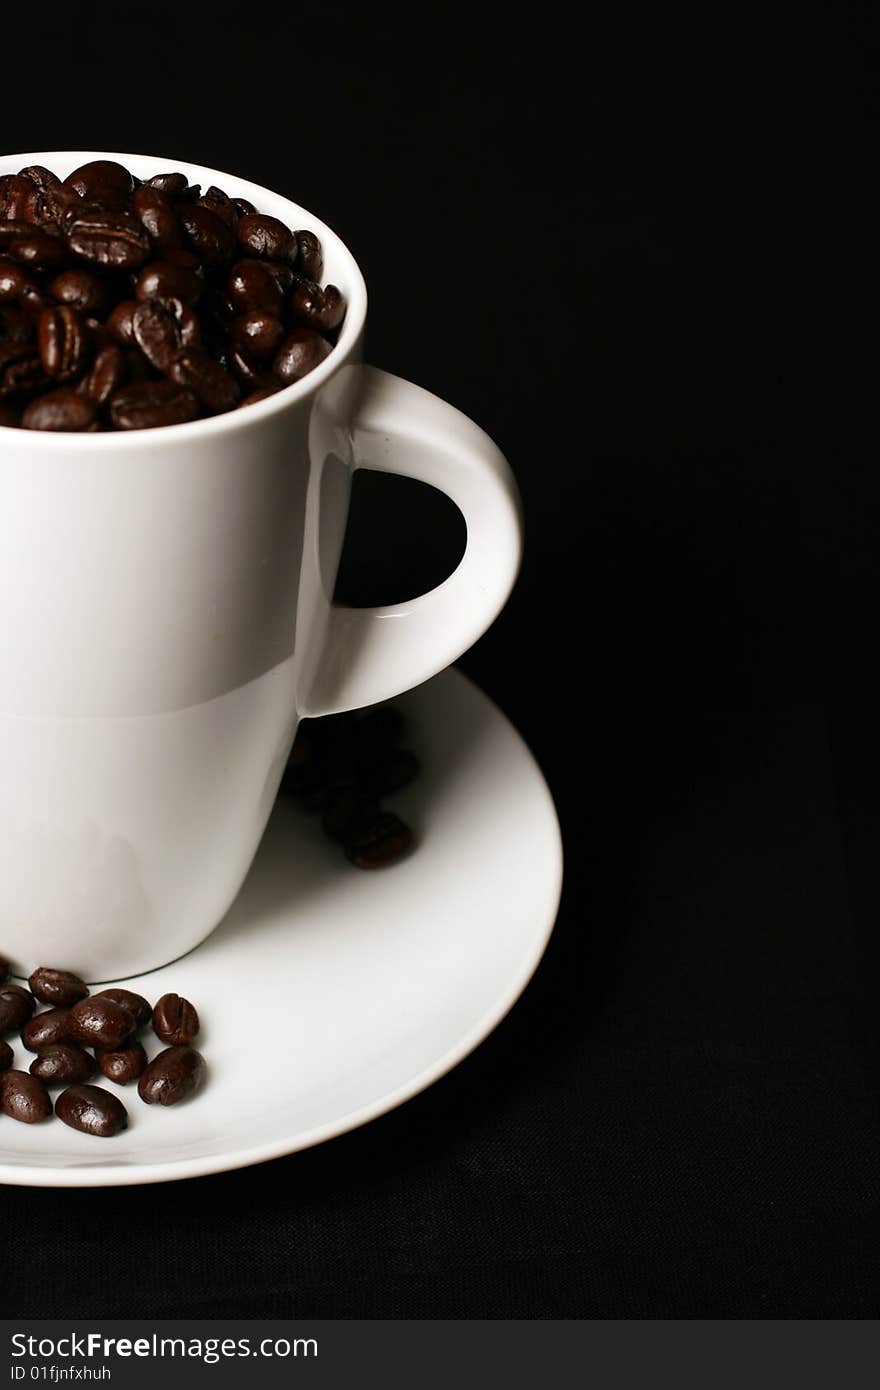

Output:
xmin=300 ymin=365 xmax=523 ymax=716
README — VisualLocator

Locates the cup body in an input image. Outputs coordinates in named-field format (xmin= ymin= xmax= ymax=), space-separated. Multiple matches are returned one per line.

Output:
xmin=0 ymin=152 xmax=367 ymax=979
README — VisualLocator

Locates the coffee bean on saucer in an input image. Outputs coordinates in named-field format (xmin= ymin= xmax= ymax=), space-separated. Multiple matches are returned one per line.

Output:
xmin=0 ymin=1069 xmax=52 ymax=1123
xmin=69 ymin=995 xmax=134 ymax=1049
xmin=94 ymin=988 xmax=152 ymax=1029
xmin=28 ymin=966 xmax=89 ymax=1008
xmin=138 ymin=1045 xmax=206 ymax=1106
xmin=152 ymin=993 xmax=199 ymax=1046
xmin=97 ymin=1039 xmax=148 ymax=1085
xmin=322 ymin=788 xmax=381 ymax=843
xmin=0 ymin=1039 xmax=12 ymax=1070
xmin=21 ymin=1008 xmax=72 ymax=1052
xmin=56 ymin=1083 xmax=128 ymax=1137
xmin=344 ymin=810 xmax=414 ymax=870
xmin=30 ymin=1043 xmax=96 ymax=1086
xmin=359 ymin=749 xmax=421 ymax=797
xmin=0 ymin=984 xmax=36 ymax=1032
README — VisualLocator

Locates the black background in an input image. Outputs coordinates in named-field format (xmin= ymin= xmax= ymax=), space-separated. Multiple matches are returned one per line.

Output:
xmin=2 ymin=10 xmax=879 ymax=1318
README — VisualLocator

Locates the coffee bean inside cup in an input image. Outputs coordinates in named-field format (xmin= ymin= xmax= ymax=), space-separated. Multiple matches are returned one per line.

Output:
xmin=0 ymin=161 xmax=345 ymax=431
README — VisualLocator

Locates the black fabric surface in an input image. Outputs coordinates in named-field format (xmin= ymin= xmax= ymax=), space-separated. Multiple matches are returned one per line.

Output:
xmin=2 ymin=12 xmax=878 ymax=1317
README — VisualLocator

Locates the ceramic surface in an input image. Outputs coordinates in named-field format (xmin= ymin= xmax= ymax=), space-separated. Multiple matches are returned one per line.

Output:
xmin=0 ymin=151 xmax=523 ymax=978
xmin=0 ymin=670 xmax=563 ymax=1188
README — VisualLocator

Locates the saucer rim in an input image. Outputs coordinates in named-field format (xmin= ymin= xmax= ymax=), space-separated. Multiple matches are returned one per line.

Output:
xmin=0 ymin=671 xmax=563 ymax=1187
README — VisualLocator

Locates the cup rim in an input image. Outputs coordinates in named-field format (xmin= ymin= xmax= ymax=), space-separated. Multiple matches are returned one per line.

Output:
xmin=0 ymin=150 xmax=368 ymax=448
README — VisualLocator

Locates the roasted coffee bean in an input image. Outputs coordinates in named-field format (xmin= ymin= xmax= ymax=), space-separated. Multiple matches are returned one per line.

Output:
xmin=198 ymin=186 xmax=237 ymax=229
xmin=19 ymin=165 xmax=62 ymax=191
xmin=56 ymin=1083 xmax=128 ymax=1136
xmin=30 ymin=1043 xmax=96 ymax=1086
xmin=106 ymin=299 xmax=138 ymax=346
xmin=229 ymin=347 xmax=272 ymax=392
xmin=80 ymin=343 xmax=126 ymax=406
xmin=67 ymin=210 xmax=150 ymax=271
xmin=263 ymin=260 xmax=296 ymax=295
xmin=236 ymin=386 xmax=278 ymax=408
xmin=0 ymin=256 xmax=29 ymax=300
xmin=69 ymin=996 xmax=134 ymax=1049
xmin=180 ymin=204 xmax=235 ymax=266
xmin=21 ymin=1009 xmax=72 ymax=1052
xmin=0 ymin=985 xmax=36 ymax=1031
xmin=236 ymin=213 xmax=296 ymax=263
xmin=145 ymin=172 xmax=190 ymax=198
xmin=132 ymin=299 xmax=182 ymax=371
xmin=38 ymin=306 xmax=90 ymax=381
xmin=94 ymin=988 xmax=152 ymax=1029
xmin=0 ymin=1069 xmax=52 ymax=1123
xmin=152 ymin=993 xmax=200 ymax=1046
xmin=227 ymin=259 xmax=283 ymax=316
xmin=230 ymin=310 xmax=284 ymax=361
xmin=233 ymin=197 xmax=257 ymax=218
xmin=291 ymin=282 xmax=346 ymax=333
xmin=109 ymin=379 xmax=199 ymax=431
xmin=163 ymin=296 xmax=200 ymax=346
xmin=28 ymin=966 xmax=89 ymax=1007
xmin=344 ymin=810 xmax=414 ymax=869
xmin=0 ymin=956 xmax=8 ymax=984
xmin=8 ymin=229 xmax=68 ymax=271
xmin=0 ymin=303 xmax=37 ymax=342
xmin=49 ymin=268 xmax=110 ymax=314
xmin=168 ymin=346 xmax=239 ymax=413
xmin=97 ymin=1039 xmax=147 ymax=1084
xmin=0 ymin=1039 xmax=12 ymax=1070
xmin=138 ymin=1045 xmax=206 ymax=1106
xmin=64 ymin=159 xmax=135 ymax=208
xmin=0 ymin=341 xmax=44 ymax=396
xmin=296 ymin=230 xmax=323 ymax=282
xmin=22 ymin=389 xmax=97 ymax=431
xmin=132 ymin=186 xmax=182 ymax=252
xmin=0 ymin=173 xmax=38 ymax=221
xmin=273 ymin=328 xmax=333 ymax=383
xmin=135 ymin=258 xmax=201 ymax=306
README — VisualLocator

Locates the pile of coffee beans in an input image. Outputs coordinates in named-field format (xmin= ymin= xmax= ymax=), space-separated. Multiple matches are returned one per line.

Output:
xmin=282 ymin=704 xmax=418 ymax=868
xmin=0 ymin=160 xmax=345 ymax=431
xmin=0 ymin=958 xmax=205 ymax=1136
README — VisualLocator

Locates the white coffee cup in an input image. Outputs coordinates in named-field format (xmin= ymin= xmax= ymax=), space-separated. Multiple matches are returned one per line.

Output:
xmin=0 ymin=151 xmax=522 ymax=981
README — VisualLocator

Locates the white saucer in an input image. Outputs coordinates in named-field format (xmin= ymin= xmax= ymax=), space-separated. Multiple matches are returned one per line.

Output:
xmin=0 ymin=669 xmax=562 ymax=1187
